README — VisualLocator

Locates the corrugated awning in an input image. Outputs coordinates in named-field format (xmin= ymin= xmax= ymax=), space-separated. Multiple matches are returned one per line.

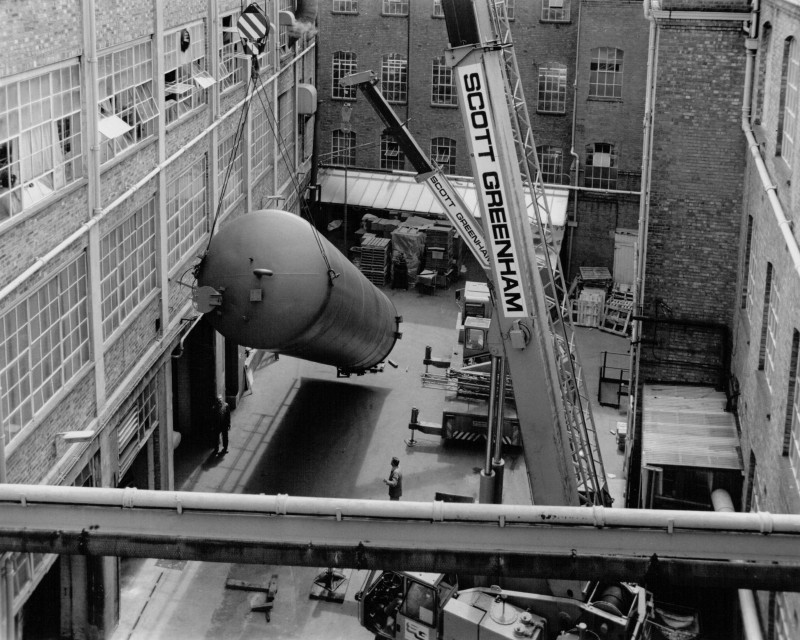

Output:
xmin=642 ymin=385 xmax=742 ymax=470
xmin=318 ymin=167 xmax=569 ymax=228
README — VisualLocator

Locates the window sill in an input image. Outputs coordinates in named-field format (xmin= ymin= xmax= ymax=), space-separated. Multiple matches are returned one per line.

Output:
xmin=0 ymin=177 xmax=88 ymax=232
xmin=536 ymin=110 xmax=567 ymax=116
xmin=587 ymin=96 xmax=623 ymax=103
xmin=100 ymin=137 xmax=158 ymax=174
xmin=540 ymin=19 xmax=571 ymax=24
xmin=430 ymin=102 xmax=458 ymax=109
xmin=165 ymin=104 xmax=208 ymax=132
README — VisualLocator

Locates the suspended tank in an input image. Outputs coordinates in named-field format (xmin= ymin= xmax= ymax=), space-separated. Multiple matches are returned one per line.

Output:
xmin=195 ymin=209 xmax=402 ymax=373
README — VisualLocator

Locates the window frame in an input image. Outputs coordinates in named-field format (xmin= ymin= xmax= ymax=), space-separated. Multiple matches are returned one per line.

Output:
xmin=589 ymin=47 xmax=624 ymax=100
xmin=219 ymin=12 xmax=246 ymax=94
xmin=584 ymin=142 xmax=617 ymax=189
xmin=332 ymin=51 xmax=358 ymax=101
xmin=382 ymin=0 xmax=409 ymax=16
xmin=787 ymin=330 xmax=800 ymax=496
xmin=537 ymin=63 xmax=568 ymax=114
xmin=163 ymin=22 xmax=210 ymax=126
xmin=333 ymin=0 xmax=359 ymax=14
xmin=758 ymin=262 xmax=774 ymax=372
xmin=217 ymin=130 xmax=245 ymax=214
xmin=381 ymin=53 xmax=408 ymax=105
xmin=331 ymin=129 xmax=356 ymax=166
xmin=251 ymin=104 xmax=274 ymax=182
xmin=536 ymin=145 xmax=564 ymax=184
xmin=166 ymin=154 xmax=208 ymax=271
xmin=777 ymin=37 xmax=799 ymax=167
xmin=741 ymin=215 xmax=754 ymax=310
xmin=431 ymin=56 xmax=457 ymax=107
xmin=380 ymin=134 xmax=404 ymax=171
xmin=541 ymin=0 xmax=570 ymax=23
xmin=431 ymin=137 xmax=456 ymax=174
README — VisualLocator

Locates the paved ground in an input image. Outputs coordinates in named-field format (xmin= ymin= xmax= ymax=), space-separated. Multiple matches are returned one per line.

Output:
xmin=110 ymin=284 xmax=629 ymax=640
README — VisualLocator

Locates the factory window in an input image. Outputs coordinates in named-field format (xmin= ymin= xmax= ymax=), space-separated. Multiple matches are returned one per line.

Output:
xmin=218 ymin=131 xmax=245 ymax=214
xmin=431 ymin=56 xmax=457 ymax=106
xmin=167 ymin=155 xmax=207 ymax=269
xmin=383 ymin=0 xmax=408 ymax=16
xmin=251 ymin=105 xmax=274 ymax=182
xmin=536 ymin=145 xmax=563 ymax=184
xmin=331 ymin=129 xmax=356 ymax=166
xmin=333 ymin=0 xmax=358 ymax=13
xmin=299 ymin=112 xmax=313 ymax=163
xmin=0 ymin=254 xmax=90 ymax=446
xmin=219 ymin=13 xmax=246 ymax=93
xmin=433 ymin=0 xmax=443 ymax=17
xmin=381 ymin=53 xmax=408 ymax=104
xmin=164 ymin=23 xmax=210 ymax=125
xmin=541 ymin=0 xmax=569 ymax=22
xmin=762 ymin=265 xmax=780 ymax=393
xmin=741 ymin=215 xmax=754 ymax=309
xmin=431 ymin=137 xmax=456 ymax=174
xmin=381 ymin=134 xmax=404 ymax=171
xmin=332 ymin=52 xmax=358 ymax=100
xmin=785 ymin=330 xmax=800 ymax=495
xmin=0 ymin=62 xmax=84 ymax=219
xmin=279 ymin=0 xmax=295 ymax=54
xmin=776 ymin=37 xmax=798 ymax=167
xmin=504 ymin=0 xmax=515 ymax=20
xmin=100 ymin=198 xmax=157 ymax=340
xmin=537 ymin=63 xmax=567 ymax=113
xmin=589 ymin=48 xmax=623 ymax=99
xmin=758 ymin=262 xmax=775 ymax=372
xmin=118 ymin=376 xmax=159 ymax=476
xmin=754 ymin=23 xmax=771 ymax=125
xmin=276 ymin=89 xmax=296 ymax=189
xmin=584 ymin=143 xmax=617 ymax=189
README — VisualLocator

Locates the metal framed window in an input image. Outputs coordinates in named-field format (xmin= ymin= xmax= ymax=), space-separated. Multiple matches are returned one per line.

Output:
xmin=276 ymin=89 xmax=295 ymax=189
xmin=765 ymin=270 xmax=780 ymax=392
xmin=381 ymin=134 xmax=404 ymax=171
xmin=758 ymin=262 xmax=774 ymax=371
xmin=331 ymin=129 xmax=356 ymax=166
xmin=541 ymin=0 xmax=569 ymax=22
xmin=118 ymin=375 xmax=159 ymax=476
xmin=537 ymin=64 xmax=567 ymax=113
xmin=332 ymin=51 xmax=358 ymax=100
xmin=100 ymin=198 xmax=157 ymax=340
xmin=741 ymin=215 xmax=754 ymax=309
xmin=433 ymin=0 xmax=444 ymax=17
xmin=589 ymin=48 xmax=623 ymax=99
xmin=754 ymin=23 xmax=772 ymax=124
xmin=1 ymin=254 xmax=90 ymax=446
xmin=333 ymin=0 xmax=358 ymax=13
xmin=383 ymin=0 xmax=408 ymax=16
xmin=219 ymin=13 xmax=246 ymax=93
xmin=786 ymin=330 xmax=800 ymax=495
xmin=218 ymin=132 xmax=244 ymax=214
xmin=279 ymin=0 xmax=294 ymax=54
xmin=777 ymin=37 xmax=798 ymax=166
xmin=431 ymin=137 xmax=456 ymax=174
xmin=381 ymin=53 xmax=408 ymax=104
xmin=431 ymin=56 xmax=457 ymax=106
xmin=0 ymin=62 xmax=84 ymax=218
xmin=536 ymin=145 xmax=563 ymax=184
xmin=251 ymin=105 xmax=274 ymax=182
xmin=167 ymin=155 xmax=207 ymax=269
xmin=164 ymin=22 xmax=209 ymax=125
xmin=505 ymin=0 xmax=515 ymax=20
xmin=584 ymin=143 xmax=617 ymax=189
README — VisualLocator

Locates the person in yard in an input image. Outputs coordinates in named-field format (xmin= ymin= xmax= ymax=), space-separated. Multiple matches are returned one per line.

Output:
xmin=384 ymin=457 xmax=403 ymax=500
xmin=211 ymin=394 xmax=231 ymax=456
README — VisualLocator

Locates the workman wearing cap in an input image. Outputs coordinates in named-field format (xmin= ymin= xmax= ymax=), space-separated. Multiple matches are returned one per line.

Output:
xmin=384 ymin=457 xmax=403 ymax=500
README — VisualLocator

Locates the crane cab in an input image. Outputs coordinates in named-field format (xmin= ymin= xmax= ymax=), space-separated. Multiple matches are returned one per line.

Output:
xmin=357 ymin=570 xmax=458 ymax=639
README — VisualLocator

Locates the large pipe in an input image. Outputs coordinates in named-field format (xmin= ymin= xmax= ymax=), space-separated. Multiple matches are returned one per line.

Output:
xmin=196 ymin=210 xmax=401 ymax=373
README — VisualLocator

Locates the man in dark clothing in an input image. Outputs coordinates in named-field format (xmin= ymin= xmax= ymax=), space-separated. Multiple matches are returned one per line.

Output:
xmin=383 ymin=457 xmax=403 ymax=500
xmin=211 ymin=395 xmax=231 ymax=455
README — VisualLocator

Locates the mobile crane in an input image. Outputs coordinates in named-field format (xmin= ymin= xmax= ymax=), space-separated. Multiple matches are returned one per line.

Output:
xmin=349 ymin=1 xmax=654 ymax=638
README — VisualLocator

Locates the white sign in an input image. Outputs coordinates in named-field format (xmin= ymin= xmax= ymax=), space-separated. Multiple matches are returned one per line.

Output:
xmin=458 ymin=62 xmax=528 ymax=318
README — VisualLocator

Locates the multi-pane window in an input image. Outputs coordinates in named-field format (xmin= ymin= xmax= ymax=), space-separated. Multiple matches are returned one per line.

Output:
xmin=758 ymin=262 xmax=775 ymax=371
xmin=331 ymin=129 xmax=356 ymax=166
xmin=219 ymin=13 xmax=245 ymax=92
xmin=537 ymin=145 xmax=563 ymax=184
xmin=276 ymin=89 xmax=295 ymax=189
xmin=741 ymin=215 xmax=754 ymax=309
xmin=433 ymin=0 xmax=444 ymax=17
xmin=431 ymin=137 xmax=456 ymax=174
xmin=333 ymin=0 xmax=358 ymax=13
xmin=584 ymin=143 xmax=617 ymax=189
xmin=765 ymin=270 xmax=780 ymax=392
xmin=542 ymin=0 xmax=569 ymax=22
xmin=755 ymin=23 xmax=772 ymax=124
xmin=164 ymin=23 xmax=210 ymax=125
xmin=788 ymin=330 xmax=800 ymax=495
xmin=777 ymin=38 xmax=799 ymax=166
xmin=167 ymin=155 xmax=207 ymax=269
xmin=382 ymin=54 xmax=408 ymax=104
xmin=537 ymin=64 xmax=567 ymax=113
xmin=589 ymin=48 xmax=624 ymax=99
xmin=381 ymin=134 xmax=404 ymax=171
xmin=332 ymin=52 xmax=358 ymax=100
xmin=431 ymin=56 xmax=457 ymax=106
xmin=279 ymin=0 xmax=294 ymax=53
xmin=383 ymin=0 xmax=409 ymax=16
xmin=1 ymin=255 xmax=90 ymax=445
xmin=251 ymin=104 xmax=274 ymax=181
xmin=0 ymin=63 xmax=84 ymax=218
xmin=118 ymin=376 xmax=159 ymax=476
xmin=505 ymin=0 xmax=515 ymax=20
xmin=218 ymin=132 xmax=244 ymax=213
xmin=100 ymin=199 xmax=157 ymax=339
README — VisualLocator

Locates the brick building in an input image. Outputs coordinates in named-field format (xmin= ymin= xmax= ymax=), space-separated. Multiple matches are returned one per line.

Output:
xmin=0 ymin=0 xmax=314 ymax=636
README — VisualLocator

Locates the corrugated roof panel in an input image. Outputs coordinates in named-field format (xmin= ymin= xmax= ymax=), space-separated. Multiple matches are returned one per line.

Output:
xmin=371 ymin=176 xmax=396 ymax=209
xmin=358 ymin=178 xmax=384 ymax=208
xmin=415 ymin=187 xmax=436 ymax=213
xmin=399 ymin=182 xmax=425 ymax=211
xmin=346 ymin=175 xmax=372 ymax=204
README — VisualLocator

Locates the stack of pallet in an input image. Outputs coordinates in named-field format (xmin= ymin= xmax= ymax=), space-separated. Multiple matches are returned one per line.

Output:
xmin=599 ymin=284 xmax=635 ymax=336
xmin=568 ymin=287 xmax=605 ymax=327
xmin=358 ymin=234 xmax=391 ymax=286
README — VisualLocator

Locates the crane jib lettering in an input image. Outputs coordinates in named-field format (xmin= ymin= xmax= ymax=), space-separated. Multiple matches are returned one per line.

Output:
xmin=427 ymin=175 xmax=489 ymax=263
xmin=460 ymin=64 xmax=528 ymax=317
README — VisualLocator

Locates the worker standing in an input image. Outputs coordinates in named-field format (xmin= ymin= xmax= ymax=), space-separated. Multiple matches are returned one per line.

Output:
xmin=384 ymin=457 xmax=403 ymax=500
xmin=211 ymin=395 xmax=231 ymax=456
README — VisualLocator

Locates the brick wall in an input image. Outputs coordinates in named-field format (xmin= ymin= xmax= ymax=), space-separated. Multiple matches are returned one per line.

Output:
xmin=95 ymin=0 xmax=154 ymax=50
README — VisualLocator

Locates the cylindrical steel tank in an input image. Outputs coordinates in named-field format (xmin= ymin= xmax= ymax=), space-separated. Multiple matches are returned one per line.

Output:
xmin=196 ymin=209 xmax=401 ymax=372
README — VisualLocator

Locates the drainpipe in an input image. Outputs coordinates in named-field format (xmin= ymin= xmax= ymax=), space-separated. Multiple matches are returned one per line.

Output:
xmin=567 ymin=0 xmax=582 ymax=278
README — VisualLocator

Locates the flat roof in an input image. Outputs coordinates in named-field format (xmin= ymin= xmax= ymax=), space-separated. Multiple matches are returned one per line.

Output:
xmin=642 ymin=385 xmax=742 ymax=470
xmin=318 ymin=167 xmax=569 ymax=228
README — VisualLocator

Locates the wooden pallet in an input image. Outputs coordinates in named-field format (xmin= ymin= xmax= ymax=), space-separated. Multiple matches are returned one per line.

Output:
xmin=568 ymin=298 xmax=602 ymax=327
xmin=600 ymin=298 xmax=634 ymax=336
